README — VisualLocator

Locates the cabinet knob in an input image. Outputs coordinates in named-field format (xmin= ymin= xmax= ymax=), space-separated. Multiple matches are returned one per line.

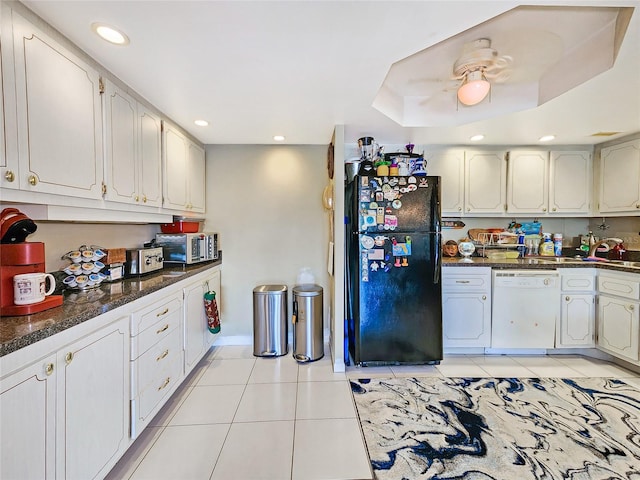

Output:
xmin=4 ymin=170 xmax=15 ymax=182
xmin=552 ymin=207 xmax=557 ymax=212
xmin=542 ymin=207 xmax=547 ymax=212
xmin=45 ymin=363 xmax=54 ymax=376
xmin=143 ymin=195 xmax=147 ymax=203
xmin=482 ymin=295 xmax=487 ymax=300
xmin=135 ymin=195 xmax=139 ymax=202
xmin=457 ymin=207 xmax=462 ymax=211
xmin=636 ymin=204 xmax=640 ymax=209
xmin=566 ymin=296 xmax=570 ymax=301
xmin=65 ymin=352 xmax=74 ymax=364
xmin=28 ymin=175 xmax=38 ymax=186
xmin=466 ymin=207 xmax=471 ymax=212
xmin=630 ymin=305 xmax=635 ymax=311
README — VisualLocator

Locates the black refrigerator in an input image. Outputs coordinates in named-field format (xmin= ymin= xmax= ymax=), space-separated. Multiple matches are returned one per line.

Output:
xmin=345 ymin=174 xmax=442 ymax=366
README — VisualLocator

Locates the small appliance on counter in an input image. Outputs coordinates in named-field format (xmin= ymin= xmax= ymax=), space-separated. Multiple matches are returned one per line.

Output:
xmin=102 ymin=247 xmax=126 ymax=282
xmin=160 ymin=216 xmax=203 ymax=234
xmin=0 ymin=208 xmax=63 ymax=316
xmin=125 ymin=247 xmax=164 ymax=276
xmin=155 ymin=232 xmax=218 ymax=265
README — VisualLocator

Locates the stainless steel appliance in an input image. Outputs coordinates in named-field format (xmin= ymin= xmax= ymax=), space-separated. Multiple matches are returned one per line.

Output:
xmin=126 ymin=247 xmax=164 ymax=276
xmin=155 ymin=232 xmax=218 ymax=265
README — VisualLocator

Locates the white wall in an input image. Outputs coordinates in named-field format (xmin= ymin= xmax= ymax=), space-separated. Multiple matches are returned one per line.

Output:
xmin=204 ymin=145 xmax=331 ymax=343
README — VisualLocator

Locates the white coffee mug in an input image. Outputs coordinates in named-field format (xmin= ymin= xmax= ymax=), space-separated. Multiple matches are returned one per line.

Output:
xmin=13 ymin=273 xmax=56 ymax=305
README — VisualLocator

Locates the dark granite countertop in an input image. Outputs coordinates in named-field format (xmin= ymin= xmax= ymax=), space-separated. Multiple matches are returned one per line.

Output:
xmin=0 ymin=259 xmax=222 ymax=357
xmin=442 ymin=256 xmax=640 ymax=274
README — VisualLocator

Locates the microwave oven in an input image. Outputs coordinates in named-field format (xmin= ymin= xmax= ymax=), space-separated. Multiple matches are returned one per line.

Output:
xmin=155 ymin=232 xmax=219 ymax=264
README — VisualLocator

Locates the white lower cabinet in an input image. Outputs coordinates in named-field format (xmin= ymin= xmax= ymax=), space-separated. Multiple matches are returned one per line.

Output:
xmin=184 ymin=267 xmax=221 ymax=371
xmin=130 ymin=292 xmax=184 ymax=439
xmin=0 ymin=353 xmax=56 ymax=479
xmin=597 ymin=271 xmax=640 ymax=363
xmin=0 ymin=315 xmax=129 ymax=480
xmin=442 ymin=267 xmax=491 ymax=348
xmin=557 ymin=269 xmax=596 ymax=347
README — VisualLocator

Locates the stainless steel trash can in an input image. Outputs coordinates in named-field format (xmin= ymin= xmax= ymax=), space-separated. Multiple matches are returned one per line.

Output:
xmin=253 ymin=285 xmax=288 ymax=357
xmin=292 ymin=284 xmax=323 ymax=362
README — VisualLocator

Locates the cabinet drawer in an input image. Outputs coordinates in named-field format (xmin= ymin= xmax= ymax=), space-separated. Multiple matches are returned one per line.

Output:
xmin=598 ymin=274 xmax=640 ymax=300
xmin=442 ymin=267 xmax=491 ymax=291
xmin=135 ymin=352 xmax=183 ymax=420
xmin=561 ymin=273 xmax=595 ymax=292
xmin=133 ymin=325 xmax=182 ymax=394
xmin=131 ymin=298 xmax=182 ymax=360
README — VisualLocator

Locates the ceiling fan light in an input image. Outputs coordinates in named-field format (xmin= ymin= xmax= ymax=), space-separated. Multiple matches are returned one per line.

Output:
xmin=457 ymin=71 xmax=490 ymax=106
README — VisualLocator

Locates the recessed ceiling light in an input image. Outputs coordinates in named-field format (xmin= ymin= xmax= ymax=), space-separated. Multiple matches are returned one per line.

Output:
xmin=470 ymin=134 xmax=485 ymax=142
xmin=91 ymin=22 xmax=129 ymax=46
xmin=194 ymin=120 xmax=209 ymax=127
xmin=539 ymin=135 xmax=555 ymax=142
xmin=273 ymin=135 xmax=285 ymax=142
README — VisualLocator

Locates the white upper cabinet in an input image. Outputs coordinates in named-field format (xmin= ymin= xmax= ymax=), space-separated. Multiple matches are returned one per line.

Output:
xmin=598 ymin=139 xmax=640 ymax=213
xmin=104 ymin=81 xmax=162 ymax=207
xmin=464 ymin=150 xmax=507 ymax=214
xmin=507 ymin=149 xmax=591 ymax=215
xmin=162 ymin=121 xmax=205 ymax=214
xmin=426 ymin=149 xmax=464 ymax=215
xmin=12 ymin=11 xmax=104 ymax=199
xmin=549 ymin=151 xmax=591 ymax=214
xmin=0 ymin=3 xmax=18 ymax=191
xmin=507 ymin=150 xmax=549 ymax=214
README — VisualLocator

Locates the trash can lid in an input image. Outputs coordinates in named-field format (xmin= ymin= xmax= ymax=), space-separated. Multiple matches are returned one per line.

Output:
xmin=293 ymin=284 xmax=323 ymax=296
xmin=253 ymin=285 xmax=287 ymax=294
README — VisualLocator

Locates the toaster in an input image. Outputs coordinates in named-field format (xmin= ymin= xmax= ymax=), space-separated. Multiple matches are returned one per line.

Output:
xmin=126 ymin=247 xmax=164 ymax=276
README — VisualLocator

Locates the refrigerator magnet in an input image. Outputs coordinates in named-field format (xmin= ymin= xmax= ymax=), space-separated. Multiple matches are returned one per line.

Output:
xmin=418 ymin=178 xmax=429 ymax=188
xmin=361 ymin=235 xmax=375 ymax=249
xmin=408 ymin=176 xmax=417 ymax=184
xmin=392 ymin=199 xmax=402 ymax=209
xmin=370 ymin=262 xmax=379 ymax=272
xmin=360 ymin=190 xmax=372 ymax=202
xmin=384 ymin=215 xmax=398 ymax=228
xmin=368 ymin=249 xmax=384 ymax=260
xmin=361 ymin=252 xmax=369 ymax=282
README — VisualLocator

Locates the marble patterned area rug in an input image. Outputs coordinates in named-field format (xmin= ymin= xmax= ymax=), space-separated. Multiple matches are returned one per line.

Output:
xmin=350 ymin=377 xmax=640 ymax=480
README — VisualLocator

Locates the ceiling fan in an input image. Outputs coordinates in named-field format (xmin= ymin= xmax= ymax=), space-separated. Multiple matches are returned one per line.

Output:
xmin=452 ymin=38 xmax=513 ymax=106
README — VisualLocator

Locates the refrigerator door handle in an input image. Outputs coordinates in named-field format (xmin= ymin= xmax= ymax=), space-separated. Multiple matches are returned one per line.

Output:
xmin=433 ymin=238 xmax=441 ymax=285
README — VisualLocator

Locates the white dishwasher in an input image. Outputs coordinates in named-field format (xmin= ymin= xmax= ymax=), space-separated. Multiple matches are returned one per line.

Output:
xmin=491 ymin=270 xmax=560 ymax=349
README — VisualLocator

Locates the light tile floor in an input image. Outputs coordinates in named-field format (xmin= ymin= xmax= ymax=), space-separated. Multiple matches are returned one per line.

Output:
xmin=106 ymin=348 xmax=640 ymax=480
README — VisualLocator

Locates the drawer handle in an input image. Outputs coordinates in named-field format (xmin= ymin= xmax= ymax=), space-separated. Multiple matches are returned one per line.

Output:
xmin=158 ymin=377 xmax=170 ymax=391
xmin=156 ymin=324 xmax=169 ymax=334
xmin=157 ymin=349 xmax=169 ymax=361
xmin=455 ymin=280 xmax=470 ymax=284
xmin=156 ymin=308 xmax=169 ymax=317
xmin=45 ymin=363 xmax=54 ymax=376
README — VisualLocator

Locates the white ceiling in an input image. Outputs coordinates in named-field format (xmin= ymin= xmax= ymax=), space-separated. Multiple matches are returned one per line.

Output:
xmin=21 ymin=0 xmax=640 ymax=147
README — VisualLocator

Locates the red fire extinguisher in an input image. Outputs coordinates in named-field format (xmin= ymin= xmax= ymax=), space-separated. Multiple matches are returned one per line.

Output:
xmin=204 ymin=281 xmax=220 ymax=334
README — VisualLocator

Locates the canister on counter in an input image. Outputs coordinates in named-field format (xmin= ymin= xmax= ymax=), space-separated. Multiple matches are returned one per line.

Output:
xmin=553 ymin=233 xmax=563 ymax=257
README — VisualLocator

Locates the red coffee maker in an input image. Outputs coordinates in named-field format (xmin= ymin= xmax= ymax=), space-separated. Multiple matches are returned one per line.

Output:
xmin=0 ymin=208 xmax=63 ymax=316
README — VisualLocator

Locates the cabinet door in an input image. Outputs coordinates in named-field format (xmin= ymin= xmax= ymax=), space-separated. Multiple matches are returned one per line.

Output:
xmin=464 ymin=150 xmax=506 ymax=214
xmin=426 ymin=149 xmax=464 ymax=215
xmin=0 ymin=355 xmax=56 ymax=480
xmin=57 ymin=317 xmax=129 ymax=480
xmin=1 ymin=6 xmax=19 ymax=190
xmin=184 ymin=280 xmax=207 ymax=371
xmin=549 ymin=151 xmax=591 ymax=214
xmin=599 ymin=140 xmax=640 ymax=213
xmin=138 ymin=104 xmax=162 ymax=207
xmin=558 ymin=294 xmax=595 ymax=347
xmin=187 ymin=141 xmax=206 ymax=213
xmin=442 ymin=292 xmax=491 ymax=347
xmin=104 ymin=84 xmax=137 ymax=204
xmin=13 ymin=12 xmax=103 ymax=199
xmin=163 ymin=123 xmax=189 ymax=210
xmin=506 ymin=150 xmax=549 ymax=214
xmin=597 ymin=295 xmax=639 ymax=362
